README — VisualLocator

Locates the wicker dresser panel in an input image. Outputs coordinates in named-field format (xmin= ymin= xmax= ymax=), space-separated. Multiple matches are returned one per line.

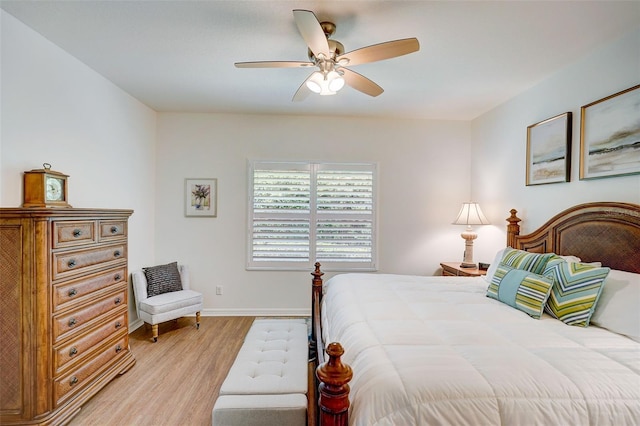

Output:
xmin=0 ymin=223 xmax=22 ymax=412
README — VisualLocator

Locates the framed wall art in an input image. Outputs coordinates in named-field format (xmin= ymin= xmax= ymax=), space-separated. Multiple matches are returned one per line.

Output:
xmin=580 ymin=84 xmax=640 ymax=180
xmin=185 ymin=178 xmax=217 ymax=217
xmin=526 ymin=112 xmax=572 ymax=186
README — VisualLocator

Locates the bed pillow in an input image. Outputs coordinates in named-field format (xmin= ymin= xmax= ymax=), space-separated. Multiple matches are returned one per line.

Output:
xmin=143 ymin=261 xmax=183 ymax=297
xmin=483 ymin=247 xmax=507 ymax=284
xmin=590 ymin=269 xmax=640 ymax=342
xmin=486 ymin=263 xmax=554 ymax=319
xmin=500 ymin=247 xmax=555 ymax=275
xmin=543 ymin=257 xmax=610 ymax=327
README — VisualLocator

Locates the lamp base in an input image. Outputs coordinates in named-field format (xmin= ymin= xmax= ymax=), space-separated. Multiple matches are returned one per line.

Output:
xmin=460 ymin=262 xmax=477 ymax=269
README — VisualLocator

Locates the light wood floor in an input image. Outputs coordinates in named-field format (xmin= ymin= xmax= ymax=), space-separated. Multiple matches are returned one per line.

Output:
xmin=68 ymin=316 xmax=255 ymax=426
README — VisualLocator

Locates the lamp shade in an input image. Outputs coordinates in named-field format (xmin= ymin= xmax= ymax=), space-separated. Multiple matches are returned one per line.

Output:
xmin=452 ymin=202 xmax=490 ymax=226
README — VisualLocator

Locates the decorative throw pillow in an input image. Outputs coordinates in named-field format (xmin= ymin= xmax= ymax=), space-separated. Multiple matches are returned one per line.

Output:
xmin=487 ymin=263 xmax=554 ymax=319
xmin=500 ymin=248 xmax=555 ymax=275
xmin=143 ymin=262 xmax=183 ymax=298
xmin=543 ymin=257 xmax=610 ymax=327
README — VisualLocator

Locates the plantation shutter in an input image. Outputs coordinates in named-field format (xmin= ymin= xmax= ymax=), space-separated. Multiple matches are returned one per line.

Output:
xmin=248 ymin=161 xmax=376 ymax=271
xmin=315 ymin=164 xmax=374 ymax=268
xmin=250 ymin=162 xmax=311 ymax=268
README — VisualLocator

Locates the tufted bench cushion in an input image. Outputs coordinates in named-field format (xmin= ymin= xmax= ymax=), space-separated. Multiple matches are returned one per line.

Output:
xmin=212 ymin=318 xmax=308 ymax=426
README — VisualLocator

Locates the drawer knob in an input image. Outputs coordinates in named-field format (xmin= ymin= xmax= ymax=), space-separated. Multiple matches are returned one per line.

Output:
xmin=68 ymin=288 xmax=78 ymax=297
xmin=115 ymin=344 xmax=122 ymax=353
xmin=110 ymin=226 xmax=119 ymax=234
xmin=67 ymin=259 xmax=77 ymax=268
xmin=68 ymin=317 xmax=77 ymax=327
xmin=113 ymin=250 xmax=121 ymax=258
xmin=69 ymin=376 xmax=79 ymax=386
xmin=69 ymin=347 xmax=78 ymax=357
xmin=115 ymin=321 xmax=122 ymax=329
xmin=114 ymin=274 xmax=121 ymax=281
xmin=114 ymin=297 xmax=122 ymax=305
xmin=73 ymin=229 xmax=82 ymax=237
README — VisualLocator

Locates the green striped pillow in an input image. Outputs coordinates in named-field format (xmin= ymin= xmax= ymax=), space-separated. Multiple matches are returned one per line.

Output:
xmin=543 ymin=257 xmax=610 ymax=327
xmin=487 ymin=263 xmax=554 ymax=319
xmin=501 ymin=248 xmax=555 ymax=275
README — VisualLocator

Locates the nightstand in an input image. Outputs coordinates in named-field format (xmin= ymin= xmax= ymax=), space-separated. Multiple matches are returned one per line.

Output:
xmin=440 ymin=262 xmax=487 ymax=277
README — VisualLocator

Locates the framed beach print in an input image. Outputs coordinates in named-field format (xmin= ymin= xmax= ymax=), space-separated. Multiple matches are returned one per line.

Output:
xmin=526 ymin=112 xmax=572 ymax=185
xmin=580 ymin=85 xmax=640 ymax=180
xmin=185 ymin=178 xmax=217 ymax=217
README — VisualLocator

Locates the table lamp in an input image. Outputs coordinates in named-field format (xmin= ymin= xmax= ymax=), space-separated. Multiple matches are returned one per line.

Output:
xmin=452 ymin=202 xmax=490 ymax=268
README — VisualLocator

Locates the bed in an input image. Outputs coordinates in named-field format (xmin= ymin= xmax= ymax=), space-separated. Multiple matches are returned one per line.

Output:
xmin=309 ymin=202 xmax=640 ymax=426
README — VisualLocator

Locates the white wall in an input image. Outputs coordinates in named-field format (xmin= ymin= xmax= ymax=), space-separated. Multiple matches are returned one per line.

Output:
xmin=471 ymin=27 xmax=640 ymax=263
xmin=0 ymin=11 xmax=157 ymax=326
xmin=156 ymin=113 xmax=471 ymax=315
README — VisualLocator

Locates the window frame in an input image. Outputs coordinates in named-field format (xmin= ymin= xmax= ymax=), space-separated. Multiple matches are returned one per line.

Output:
xmin=247 ymin=160 xmax=377 ymax=272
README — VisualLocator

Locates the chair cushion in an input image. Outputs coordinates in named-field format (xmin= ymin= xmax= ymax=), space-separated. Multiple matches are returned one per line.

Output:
xmin=143 ymin=261 xmax=183 ymax=297
xmin=139 ymin=289 xmax=203 ymax=315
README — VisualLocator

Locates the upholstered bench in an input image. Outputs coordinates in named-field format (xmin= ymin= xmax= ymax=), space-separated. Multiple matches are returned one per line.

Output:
xmin=212 ymin=318 xmax=308 ymax=426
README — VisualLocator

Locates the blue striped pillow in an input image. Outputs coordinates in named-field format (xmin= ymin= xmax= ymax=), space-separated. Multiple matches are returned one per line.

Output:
xmin=501 ymin=248 xmax=555 ymax=275
xmin=487 ymin=263 xmax=554 ymax=319
xmin=543 ymin=257 xmax=610 ymax=327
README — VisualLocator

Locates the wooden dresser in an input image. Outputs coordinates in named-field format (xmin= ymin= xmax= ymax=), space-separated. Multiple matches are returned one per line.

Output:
xmin=0 ymin=208 xmax=135 ymax=425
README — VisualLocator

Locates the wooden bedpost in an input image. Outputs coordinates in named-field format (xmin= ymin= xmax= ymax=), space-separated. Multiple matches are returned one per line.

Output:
xmin=506 ymin=209 xmax=521 ymax=248
xmin=316 ymin=342 xmax=353 ymax=426
xmin=311 ymin=262 xmax=324 ymax=358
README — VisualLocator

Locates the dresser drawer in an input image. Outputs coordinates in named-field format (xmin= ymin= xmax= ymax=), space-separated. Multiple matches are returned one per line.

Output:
xmin=99 ymin=220 xmax=127 ymax=242
xmin=53 ymin=267 xmax=127 ymax=312
xmin=53 ymin=334 xmax=128 ymax=406
xmin=52 ymin=243 xmax=127 ymax=280
xmin=53 ymin=221 xmax=96 ymax=248
xmin=54 ymin=312 xmax=127 ymax=374
xmin=53 ymin=287 xmax=127 ymax=342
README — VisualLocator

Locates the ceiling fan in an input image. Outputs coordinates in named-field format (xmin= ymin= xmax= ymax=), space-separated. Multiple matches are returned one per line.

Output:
xmin=234 ymin=9 xmax=420 ymax=101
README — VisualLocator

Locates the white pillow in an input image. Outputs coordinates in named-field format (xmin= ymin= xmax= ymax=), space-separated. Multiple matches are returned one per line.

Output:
xmin=590 ymin=269 xmax=640 ymax=342
xmin=559 ymin=255 xmax=582 ymax=263
xmin=483 ymin=247 xmax=507 ymax=284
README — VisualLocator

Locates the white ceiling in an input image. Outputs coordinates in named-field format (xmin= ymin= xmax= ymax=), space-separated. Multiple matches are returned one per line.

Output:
xmin=2 ymin=1 xmax=639 ymax=120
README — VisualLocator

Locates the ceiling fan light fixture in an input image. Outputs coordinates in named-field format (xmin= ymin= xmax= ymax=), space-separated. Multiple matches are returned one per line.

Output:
xmin=306 ymin=70 xmax=343 ymax=96
xmin=327 ymin=70 xmax=345 ymax=92
xmin=306 ymin=71 xmax=324 ymax=93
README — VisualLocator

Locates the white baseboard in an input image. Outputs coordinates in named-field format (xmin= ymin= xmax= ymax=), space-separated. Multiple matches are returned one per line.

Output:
xmin=201 ymin=308 xmax=311 ymax=317
xmin=127 ymin=308 xmax=311 ymax=332
xmin=128 ymin=318 xmax=144 ymax=333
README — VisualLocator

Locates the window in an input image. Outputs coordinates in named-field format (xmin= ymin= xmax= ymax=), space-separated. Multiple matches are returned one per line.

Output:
xmin=248 ymin=161 xmax=377 ymax=271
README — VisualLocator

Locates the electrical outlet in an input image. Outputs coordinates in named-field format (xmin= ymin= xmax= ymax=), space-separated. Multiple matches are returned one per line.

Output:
xmin=216 ymin=285 xmax=223 ymax=295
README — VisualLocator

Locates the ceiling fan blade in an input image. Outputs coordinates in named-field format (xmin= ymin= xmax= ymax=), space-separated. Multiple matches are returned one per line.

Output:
xmin=235 ymin=61 xmax=314 ymax=68
xmin=293 ymin=9 xmax=330 ymax=58
xmin=292 ymin=75 xmax=313 ymax=102
xmin=338 ymin=38 xmax=420 ymax=66
xmin=341 ymin=68 xmax=384 ymax=97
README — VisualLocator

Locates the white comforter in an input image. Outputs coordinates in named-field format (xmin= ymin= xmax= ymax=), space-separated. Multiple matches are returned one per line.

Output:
xmin=321 ymin=274 xmax=640 ymax=426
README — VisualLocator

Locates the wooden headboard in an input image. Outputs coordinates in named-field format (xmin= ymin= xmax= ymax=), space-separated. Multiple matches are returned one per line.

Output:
xmin=506 ymin=202 xmax=640 ymax=274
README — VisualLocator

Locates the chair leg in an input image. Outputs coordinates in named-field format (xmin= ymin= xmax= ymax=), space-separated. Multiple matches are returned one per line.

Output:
xmin=151 ymin=324 xmax=159 ymax=342
xmin=196 ymin=311 xmax=201 ymax=330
